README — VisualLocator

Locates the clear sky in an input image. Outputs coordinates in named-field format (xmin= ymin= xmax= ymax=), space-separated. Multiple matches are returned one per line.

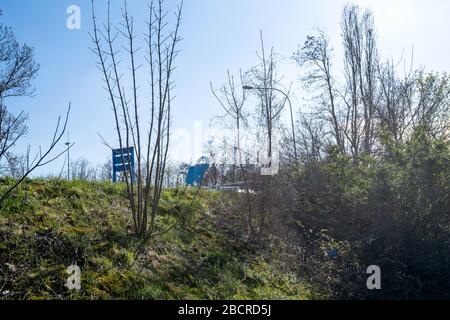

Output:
xmin=2 ymin=0 xmax=450 ymax=175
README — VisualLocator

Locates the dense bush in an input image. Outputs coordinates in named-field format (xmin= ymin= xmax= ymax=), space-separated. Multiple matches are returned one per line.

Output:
xmin=271 ymin=128 xmax=450 ymax=299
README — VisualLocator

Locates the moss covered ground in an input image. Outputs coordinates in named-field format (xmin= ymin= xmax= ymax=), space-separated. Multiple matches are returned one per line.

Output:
xmin=0 ymin=179 xmax=312 ymax=300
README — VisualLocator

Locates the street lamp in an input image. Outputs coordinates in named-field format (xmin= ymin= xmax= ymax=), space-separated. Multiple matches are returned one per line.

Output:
xmin=242 ymin=85 xmax=298 ymax=163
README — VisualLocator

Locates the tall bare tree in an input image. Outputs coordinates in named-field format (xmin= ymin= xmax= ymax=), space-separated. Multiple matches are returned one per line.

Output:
xmin=211 ymin=70 xmax=255 ymax=234
xmin=294 ymin=30 xmax=344 ymax=153
xmin=248 ymin=31 xmax=286 ymax=167
xmin=245 ymin=31 xmax=287 ymax=234
xmin=91 ymin=0 xmax=183 ymax=238
xmin=341 ymin=4 xmax=379 ymax=157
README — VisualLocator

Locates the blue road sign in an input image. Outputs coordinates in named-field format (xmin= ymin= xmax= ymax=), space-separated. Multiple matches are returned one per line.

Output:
xmin=112 ymin=147 xmax=135 ymax=183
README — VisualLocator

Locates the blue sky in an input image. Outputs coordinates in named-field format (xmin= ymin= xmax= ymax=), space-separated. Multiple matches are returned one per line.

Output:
xmin=2 ymin=0 xmax=450 ymax=175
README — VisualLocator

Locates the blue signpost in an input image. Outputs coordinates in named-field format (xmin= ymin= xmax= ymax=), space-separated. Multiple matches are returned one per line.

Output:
xmin=112 ymin=147 xmax=135 ymax=183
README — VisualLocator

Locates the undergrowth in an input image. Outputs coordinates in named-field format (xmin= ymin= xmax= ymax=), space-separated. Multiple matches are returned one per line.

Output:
xmin=0 ymin=179 xmax=312 ymax=300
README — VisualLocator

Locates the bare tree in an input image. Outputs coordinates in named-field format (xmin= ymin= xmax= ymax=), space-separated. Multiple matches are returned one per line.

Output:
xmin=0 ymin=12 xmax=39 ymax=100
xmin=296 ymin=4 xmax=448 ymax=159
xmin=91 ymin=0 xmax=183 ymax=238
xmin=99 ymin=158 xmax=113 ymax=181
xmin=297 ymin=115 xmax=326 ymax=163
xmin=70 ymin=158 xmax=98 ymax=181
xmin=0 ymin=106 xmax=27 ymax=164
xmin=211 ymin=70 xmax=255 ymax=234
xmin=340 ymin=4 xmax=379 ymax=157
xmin=248 ymin=32 xmax=286 ymax=165
xmin=297 ymin=5 xmax=380 ymax=158
xmin=294 ymin=30 xmax=344 ymax=153
xmin=0 ymin=9 xmax=39 ymax=173
xmin=377 ymin=59 xmax=450 ymax=144
xmin=0 ymin=10 xmax=70 ymax=206
xmin=245 ymin=31 xmax=288 ymax=234
xmin=376 ymin=59 xmax=415 ymax=143
xmin=360 ymin=10 xmax=378 ymax=155
xmin=0 ymin=106 xmax=71 ymax=205
xmin=3 ymin=145 xmax=30 ymax=178
xmin=411 ymin=71 xmax=450 ymax=137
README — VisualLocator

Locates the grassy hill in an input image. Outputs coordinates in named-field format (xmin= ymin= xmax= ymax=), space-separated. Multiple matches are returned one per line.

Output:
xmin=0 ymin=179 xmax=312 ymax=300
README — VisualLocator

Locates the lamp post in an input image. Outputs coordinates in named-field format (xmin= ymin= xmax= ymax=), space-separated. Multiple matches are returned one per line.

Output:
xmin=242 ymin=85 xmax=298 ymax=163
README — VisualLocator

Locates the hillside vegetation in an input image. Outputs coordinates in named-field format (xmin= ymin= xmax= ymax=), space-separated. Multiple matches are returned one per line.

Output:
xmin=0 ymin=179 xmax=312 ymax=300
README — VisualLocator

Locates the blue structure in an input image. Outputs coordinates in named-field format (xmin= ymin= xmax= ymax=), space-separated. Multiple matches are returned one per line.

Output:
xmin=112 ymin=147 xmax=135 ymax=183
xmin=186 ymin=156 xmax=209 ymax=186
xmin=328 ymin=248 xmax=338 ymax=258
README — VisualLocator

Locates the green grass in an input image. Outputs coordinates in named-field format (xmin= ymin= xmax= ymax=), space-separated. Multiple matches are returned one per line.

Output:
xmin=0 ymin=179 xmax=311 ymax=300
